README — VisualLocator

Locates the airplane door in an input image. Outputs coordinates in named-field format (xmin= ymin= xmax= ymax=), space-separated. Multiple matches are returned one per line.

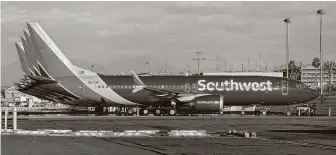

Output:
xmin=282 ymin=80 xmax=288 ymax=95
xmin=77 ymin=81 xmax=84 ymax=95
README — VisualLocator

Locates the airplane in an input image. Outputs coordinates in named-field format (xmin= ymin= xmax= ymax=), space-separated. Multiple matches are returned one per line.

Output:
xmin=13 ymin=22 xmax=319 ymax=116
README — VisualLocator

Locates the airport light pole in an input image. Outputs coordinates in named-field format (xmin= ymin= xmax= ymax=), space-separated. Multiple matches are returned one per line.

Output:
xmin=316 ymin=9 xmax=329 ymax=116
xmin=193 ymin=52 xmax=205 ymax=75
xmin=90 ymin=64 xmax=95 ymax=71
xmin=283 ymin=18 xmax=291 ymax=79
xmin=145 ymin=62 xmax=150 ymax=72
xmin=316 ymin=9 xmax=325 ymax=97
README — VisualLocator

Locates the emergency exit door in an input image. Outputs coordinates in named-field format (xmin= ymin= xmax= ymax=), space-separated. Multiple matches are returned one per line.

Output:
xmin=282 ymin=81 xmax=288 ymax=95
xmin=77 ymin=81 xmax=84 ymax=95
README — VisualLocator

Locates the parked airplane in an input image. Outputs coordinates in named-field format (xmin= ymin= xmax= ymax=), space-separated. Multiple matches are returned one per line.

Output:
xmin=14 ymin=22 xmax=319 ymax=115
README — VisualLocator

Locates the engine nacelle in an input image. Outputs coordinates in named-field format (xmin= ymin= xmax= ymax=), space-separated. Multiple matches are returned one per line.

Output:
xmin=179 ymin=95 xmax=224 ymax=113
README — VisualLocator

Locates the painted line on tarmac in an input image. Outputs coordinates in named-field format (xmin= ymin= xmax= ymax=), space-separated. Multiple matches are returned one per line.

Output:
xmin=256 ymin=137 xmax=336 ymax=150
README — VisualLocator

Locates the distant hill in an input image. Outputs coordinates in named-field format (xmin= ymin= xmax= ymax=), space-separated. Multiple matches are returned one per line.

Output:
xmin=102 ymin=54 xmax=182 ymax=75
xmin=1 ymin=54 xmax=183 ymax=86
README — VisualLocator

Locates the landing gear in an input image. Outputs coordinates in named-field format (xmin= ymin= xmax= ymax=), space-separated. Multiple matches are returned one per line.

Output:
xmin=139 ymin=109 xmax=149 ymax=116
xmin=169 ymin=109 xmax=176 ymax=116
xmin=155 ymin=109 xmax=161 ymax=116
xmin=286 ymin=111 xmax=291 ymax=116
xmin=127 ymin=108 xmax=134 ymax=115
xmin=262 ymin=111 xmax=267 ymax=115
xmin=220 ymin=111 xmax=224 ymax=115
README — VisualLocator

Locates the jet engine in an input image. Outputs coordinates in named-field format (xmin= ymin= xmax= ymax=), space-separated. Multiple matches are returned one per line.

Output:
xmin=179 ymin=95 xmax=224 ymax=113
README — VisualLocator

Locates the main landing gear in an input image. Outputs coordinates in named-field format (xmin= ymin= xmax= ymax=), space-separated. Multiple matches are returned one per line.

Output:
xmin=153 ymin=107 xmax=177 ymax=116
xmin=168 ymin=108 xmax=176 ymax=116
xmin=139 ymin=109 xmax=149 ymax=116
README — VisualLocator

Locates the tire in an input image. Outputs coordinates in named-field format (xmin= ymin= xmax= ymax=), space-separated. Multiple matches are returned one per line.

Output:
xmin=286 ymin=111 xmax=291 ymax=116
xmin=127 ymin=109 xmax=133 ymax=115
xmin=220 ymin=111 xmax=224 ymax=115
xmin=169 ymin=109 xmax=176 ymax=116
xmin=155 ymin=109 xmax=161 ymax=116
xmin=143 ymin=109 xmax=149 ymax=115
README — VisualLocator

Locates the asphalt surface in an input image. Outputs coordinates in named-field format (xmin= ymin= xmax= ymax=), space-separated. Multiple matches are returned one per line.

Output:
xmin=2 ymin=116 xmax=336 ymax=155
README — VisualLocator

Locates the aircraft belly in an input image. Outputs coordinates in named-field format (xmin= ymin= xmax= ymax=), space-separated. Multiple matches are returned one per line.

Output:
xmin=111 ymin=89 xmax=156 ymax=105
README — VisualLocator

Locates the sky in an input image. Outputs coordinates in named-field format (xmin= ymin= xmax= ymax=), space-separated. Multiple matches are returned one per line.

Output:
xmin=1 ymin=1 xmax=336 ymax=84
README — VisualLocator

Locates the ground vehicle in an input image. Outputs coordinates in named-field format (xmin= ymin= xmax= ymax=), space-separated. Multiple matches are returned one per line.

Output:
xmin=296 ymin=103 xmax=316 ymax=116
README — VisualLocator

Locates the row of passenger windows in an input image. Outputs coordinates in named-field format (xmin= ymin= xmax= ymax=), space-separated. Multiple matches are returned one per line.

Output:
xmin=96 ymin=83 xmax=198 ymax=92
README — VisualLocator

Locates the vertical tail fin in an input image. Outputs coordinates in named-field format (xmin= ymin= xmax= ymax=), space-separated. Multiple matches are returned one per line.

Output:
xmin=20 ymin=36 xmax=36 ymax=76
xmin=23 ymin=29 xmax=43 ymax=77
xmin=14 ymin=42 xmax=30 ymax=75
xmin=27 ymin=22 xmax=84 ymax=78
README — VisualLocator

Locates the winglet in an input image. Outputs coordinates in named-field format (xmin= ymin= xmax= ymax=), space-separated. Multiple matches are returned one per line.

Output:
xmin=132 ymin=86 xmax=145 ymax=93
xmin=130 ymin=70 xmax=145 ymax=86
xmin=130 ymin=70 xmax=145 ymax=93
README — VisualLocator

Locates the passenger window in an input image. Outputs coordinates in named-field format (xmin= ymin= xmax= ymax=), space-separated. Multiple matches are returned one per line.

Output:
xmin=192 ymin=83 xmax=197 ymax=92
xmin=185 ymin=83 xmax=190 ymax=92
xmin=98 ymin=85 xmax=101 ymax=88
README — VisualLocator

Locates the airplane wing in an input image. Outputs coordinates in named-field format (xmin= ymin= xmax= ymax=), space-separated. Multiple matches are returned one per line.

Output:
xmin=130 ymin=70 xmax=210 ymax=103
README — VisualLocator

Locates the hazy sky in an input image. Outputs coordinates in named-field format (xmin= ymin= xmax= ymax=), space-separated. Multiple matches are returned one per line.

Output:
xmin=1 ymin=1 xmax=336 ymax=72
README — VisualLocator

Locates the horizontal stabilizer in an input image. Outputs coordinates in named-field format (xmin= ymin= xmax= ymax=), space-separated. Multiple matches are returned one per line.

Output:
xmin=27 ymin=75 xmax=57 ymax=84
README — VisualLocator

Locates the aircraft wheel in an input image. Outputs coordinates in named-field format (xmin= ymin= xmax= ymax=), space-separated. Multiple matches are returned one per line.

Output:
xmin=220 ymin=111 xmax=224 ymax=115
xmin=169 ymin=109 xmax=176 ymax=116
xmin=127 ymin=109 xmax=133 ymax=115
xmin=286 ymin=111 xmax=291 ymax=116
xmin=155 ymin=109 xmax=161 ymax=116
xmin=143 ymin=109 xmax=149 ymax=116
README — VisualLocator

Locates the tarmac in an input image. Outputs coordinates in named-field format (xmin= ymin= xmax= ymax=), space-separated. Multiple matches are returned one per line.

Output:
xmin=2 ymin=116 xmax=336 ymax=155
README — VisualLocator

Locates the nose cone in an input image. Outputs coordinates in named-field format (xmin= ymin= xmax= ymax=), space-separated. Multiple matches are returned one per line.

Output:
xmin=290 ymin=87 xmax=319 ymax=103
xmin=304 ymin=87 xmax=319 ymax=102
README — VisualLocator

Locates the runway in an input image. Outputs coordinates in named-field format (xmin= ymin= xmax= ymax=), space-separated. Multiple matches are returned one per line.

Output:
xmin=2 ymin=116 xmax=336 ymax=155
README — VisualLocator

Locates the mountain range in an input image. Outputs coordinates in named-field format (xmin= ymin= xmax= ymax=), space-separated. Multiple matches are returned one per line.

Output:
xmin=1 ymin=54 xmax=183 ymax=86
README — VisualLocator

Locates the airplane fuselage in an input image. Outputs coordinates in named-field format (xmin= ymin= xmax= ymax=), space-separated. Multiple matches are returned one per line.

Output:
xmin=53 ymin=75 xmax=318 ymax=107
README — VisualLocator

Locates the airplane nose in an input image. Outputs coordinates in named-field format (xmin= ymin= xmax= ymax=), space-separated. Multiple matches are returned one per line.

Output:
xmin=306 ymin=87 xmax=319 ymax=100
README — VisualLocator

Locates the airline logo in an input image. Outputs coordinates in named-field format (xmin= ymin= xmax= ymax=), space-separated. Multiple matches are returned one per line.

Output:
xmin=197 ymin=101 xmax=220 ymax=104
xmin=198 ymin=80 xmax=273 ymax=92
